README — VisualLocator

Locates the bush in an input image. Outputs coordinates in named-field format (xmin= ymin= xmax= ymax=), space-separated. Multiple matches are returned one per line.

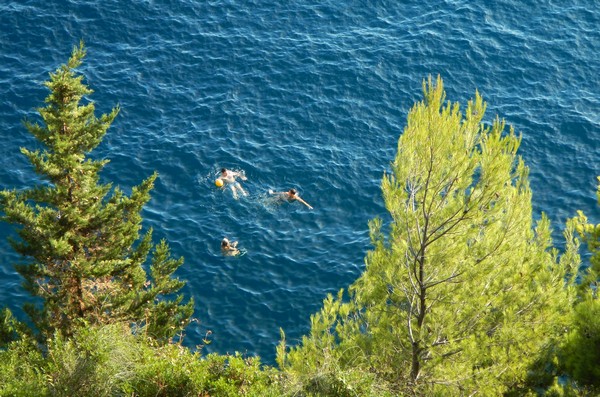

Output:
xmin=0 ymin=338 xmax=46 ymax=397
xmin=124 ymin=349 xmax=282 ymax=397
xmin=0 ymin=323 xmax=283 ymax=397
xmin=44 ymin=323 xmax=138 ymax=397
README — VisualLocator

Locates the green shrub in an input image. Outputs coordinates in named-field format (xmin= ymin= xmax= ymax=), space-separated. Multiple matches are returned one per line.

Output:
xmin=0 ymin=323 xmax=283 ymax=396
xmin=122 ymin=340 xmax=199 ymax=397
xmin=0 ymin=338 xmax=47 ymax=397
xmin=199 ymin=353 xmax=282 ymax=397
xmin=44 ymin=323 xmax=138 ymax=397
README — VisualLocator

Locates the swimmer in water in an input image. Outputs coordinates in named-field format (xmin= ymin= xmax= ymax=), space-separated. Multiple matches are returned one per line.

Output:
xmin=217 ymin=168 xmax=247 ymax=199
xmin=221 ymin=237 xmax=240 ymax=256
xmin=269 ymin=188 xmax=313 ymax=209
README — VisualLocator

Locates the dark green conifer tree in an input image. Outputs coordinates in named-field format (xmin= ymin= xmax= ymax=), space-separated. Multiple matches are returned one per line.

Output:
xmin=0 ymin=42 xmax=193 ymax=341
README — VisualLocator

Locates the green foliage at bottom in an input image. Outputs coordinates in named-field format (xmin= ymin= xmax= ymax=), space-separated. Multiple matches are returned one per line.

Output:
xmin=562 ymin=298 xmax=600 ymax=393
xmin=0 ymin=324 xmax=282 ymax=397
xmin=0 ymin=338 xmax=46 ymax=397
xmin=276 ymin=325 xmax=391 ymax=397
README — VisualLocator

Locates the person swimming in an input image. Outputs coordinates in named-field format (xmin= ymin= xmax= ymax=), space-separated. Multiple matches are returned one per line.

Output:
xmin=269 ymin=188 xmax=313 ymax=209
xmin=217 ymin=168 xmax=247 ymax=199
xmin=221 ymin=237 xmax=240 ymax=256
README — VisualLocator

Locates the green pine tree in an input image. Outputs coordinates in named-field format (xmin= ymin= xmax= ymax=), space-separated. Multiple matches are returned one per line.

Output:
xmin=0 ymin=42 xmax=193 ymax=342
xmin=279 ymin=76 xmax=578 ymax=396
xmin=572 ymin=177 xmax=600 ymax=298
xmin=563 ymin=178 xmax=600 ymax=393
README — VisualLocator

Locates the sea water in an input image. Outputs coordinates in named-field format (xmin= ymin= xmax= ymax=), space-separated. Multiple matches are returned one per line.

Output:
xmin=0 ymin=1 xmax=599 ymax=364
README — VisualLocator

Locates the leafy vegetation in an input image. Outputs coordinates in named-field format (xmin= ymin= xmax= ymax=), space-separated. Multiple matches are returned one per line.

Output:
xmin=1 ymin=45 xmax=599 ymax=396
xmin=0 ymin=324 xmax=283 ymax=397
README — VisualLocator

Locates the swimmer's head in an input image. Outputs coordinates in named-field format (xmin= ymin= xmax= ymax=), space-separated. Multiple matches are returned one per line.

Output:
xmin=221 ymin=168 xmax=227 ymax=174
xmin=221 ymin=238 xmax=229 ymax=247
xmin=289 ymin=189 xmax=297 ymax=196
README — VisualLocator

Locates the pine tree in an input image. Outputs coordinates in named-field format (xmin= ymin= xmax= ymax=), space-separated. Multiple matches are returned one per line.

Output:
xmin=0 ymin=42 xmax=193 ymax=341
xmin=563 ymin=178 xmax=600 ymax=393
xmin=279 ymin=76 xmax=578 ymax=396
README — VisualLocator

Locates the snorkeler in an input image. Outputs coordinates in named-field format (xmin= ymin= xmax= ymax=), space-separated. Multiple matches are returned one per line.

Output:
xmin=269 ymin=188 xmax=313 ymax=209
xmin=221 ymin=237 xmax=240 ymax=256
xmin=217 ymin=168 xmax=247 ymax=199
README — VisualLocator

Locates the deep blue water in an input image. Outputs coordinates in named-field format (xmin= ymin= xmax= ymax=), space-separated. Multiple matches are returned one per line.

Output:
xmin=1 ymin=1 xmax=599 ymax=365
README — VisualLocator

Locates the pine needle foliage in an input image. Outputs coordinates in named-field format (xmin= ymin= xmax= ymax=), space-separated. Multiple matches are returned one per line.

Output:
xmin=279 ymin=76 xmax=578 ymax=396
xmin=563 ymin=177 xmax=600 ymax=393
xmin=0 ymin=42 xmax=193 ymax=342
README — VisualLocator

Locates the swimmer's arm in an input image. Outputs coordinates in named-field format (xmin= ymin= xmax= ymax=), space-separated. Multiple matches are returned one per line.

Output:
xmin=231 ymin=171 xmax=247 ymax=180
xmin=296 ymin=196 xmax=313 ymax=209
